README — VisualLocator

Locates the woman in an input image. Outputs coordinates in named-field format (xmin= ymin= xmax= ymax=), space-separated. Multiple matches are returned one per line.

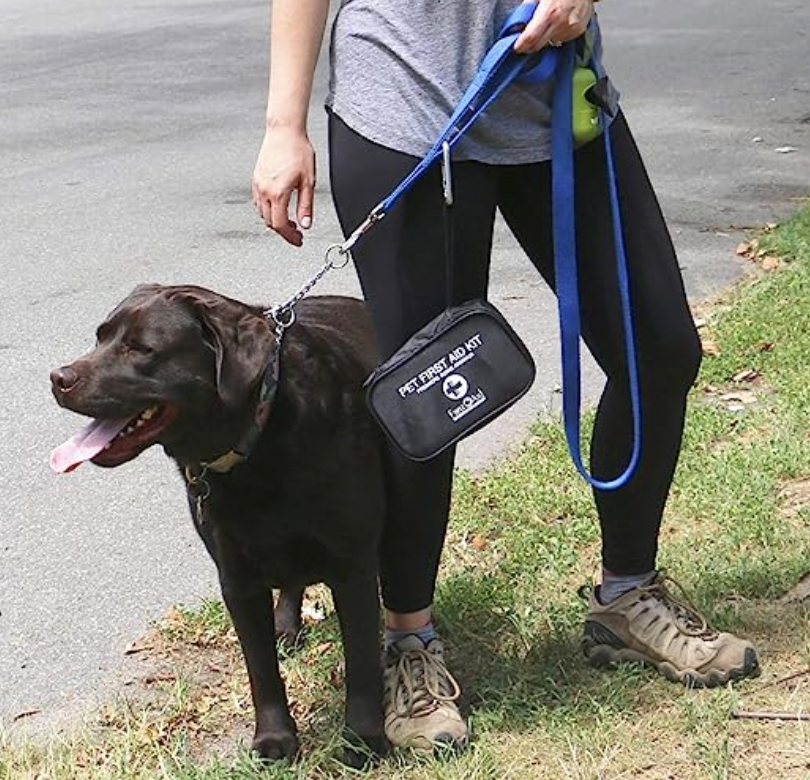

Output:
xmin=252 ymin=0 xmax=759 ymax=752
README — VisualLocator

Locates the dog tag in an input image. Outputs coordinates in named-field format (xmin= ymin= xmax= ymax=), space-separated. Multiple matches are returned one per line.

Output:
xmin=195 ymin=495 xmax=206 ymax=526
xmin=184 ymin=466 xmax=211 ymax=527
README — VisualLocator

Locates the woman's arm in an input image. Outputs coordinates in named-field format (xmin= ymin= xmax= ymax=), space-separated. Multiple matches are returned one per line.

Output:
xmin=252 ymin=0 xmax=330 ymax=246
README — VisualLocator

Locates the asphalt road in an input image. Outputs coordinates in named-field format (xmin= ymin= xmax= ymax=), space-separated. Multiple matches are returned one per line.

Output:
xmin=1 ymin=0 xmax=808 ymax=732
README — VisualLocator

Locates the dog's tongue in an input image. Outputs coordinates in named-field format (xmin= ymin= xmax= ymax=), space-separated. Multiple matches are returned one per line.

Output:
xmin=49 ymin=418 xmax=131 ymax=473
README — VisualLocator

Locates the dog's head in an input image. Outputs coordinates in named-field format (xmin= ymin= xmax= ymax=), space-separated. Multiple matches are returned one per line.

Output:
xmin=49 ymin=283 xmax=275 ymax=471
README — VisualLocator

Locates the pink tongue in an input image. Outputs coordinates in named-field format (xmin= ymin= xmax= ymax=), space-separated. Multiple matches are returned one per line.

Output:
xmin=49 ymin=417 xmax=132 ymax=474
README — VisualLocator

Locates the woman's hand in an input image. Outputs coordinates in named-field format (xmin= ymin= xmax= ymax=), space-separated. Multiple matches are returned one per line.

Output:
xmin=514 ymin=0 xmax=595 ymax=54
xmin=252 ymin=124 xmax=316 ymax=248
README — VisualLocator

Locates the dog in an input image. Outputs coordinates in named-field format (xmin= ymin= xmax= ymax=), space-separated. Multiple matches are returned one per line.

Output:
xmin=49 ymin=284 xmax=389 ymax=763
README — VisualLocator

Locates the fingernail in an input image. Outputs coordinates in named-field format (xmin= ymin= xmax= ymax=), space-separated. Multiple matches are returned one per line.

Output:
xmin=300 ymin=216 xmax=312 ymax=230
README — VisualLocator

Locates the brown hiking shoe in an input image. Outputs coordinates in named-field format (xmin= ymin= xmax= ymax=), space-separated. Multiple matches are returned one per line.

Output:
xmin=383 ymin=635 xmax=468 ymax=751
xmin=582 ymin=572 xmax=760 ymax=688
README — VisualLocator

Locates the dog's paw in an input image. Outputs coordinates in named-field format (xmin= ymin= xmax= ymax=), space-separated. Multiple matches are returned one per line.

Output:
xmin=275 ymin=625 xmax=305 ymax=654
xmin=341 ymin=730 xmax=389 ymax=769
xmin=251 ymin=729 xmax=300 ymax=762
xmin=274 ymin=587 xmax=304 ymax=649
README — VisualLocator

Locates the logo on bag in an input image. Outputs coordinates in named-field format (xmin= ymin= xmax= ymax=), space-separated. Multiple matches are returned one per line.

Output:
xmin=397 ymin=333 xmax=484 ymax=399
xmin=442 ymin=374 xmax=468 ymax=400
xmin=447 ymin=388 xmax=487 ymax=422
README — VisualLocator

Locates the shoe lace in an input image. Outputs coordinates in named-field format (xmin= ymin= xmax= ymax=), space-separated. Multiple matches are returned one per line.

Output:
xmin=392 ymin=645 xmax=461 ymax=718
xmin=640 ymin=573 xmax=717 ymax=639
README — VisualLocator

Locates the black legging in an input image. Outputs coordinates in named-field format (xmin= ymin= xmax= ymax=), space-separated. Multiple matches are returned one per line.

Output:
xmin=329 ymin=111 xmax=702 ymax=614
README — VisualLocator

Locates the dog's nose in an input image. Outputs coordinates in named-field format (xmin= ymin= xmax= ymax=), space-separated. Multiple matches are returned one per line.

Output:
xmin=50 ymin=366 xmax=79 ymax=393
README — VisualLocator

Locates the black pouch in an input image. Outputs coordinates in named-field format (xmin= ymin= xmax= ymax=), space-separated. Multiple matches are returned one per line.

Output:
xmin=364 ymin=145 xmax=535 ymax=461
xmin=365 ymin=299 xmax=535 ymax=461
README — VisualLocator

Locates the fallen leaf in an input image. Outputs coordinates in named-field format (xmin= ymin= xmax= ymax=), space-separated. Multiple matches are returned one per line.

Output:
xmin=756 ymin=341 xmax=775 ymax=352
xmin=732 ymin=369 xmax=760 ymax=383
xmin=701 ymin=339 xmax=721 ymax=357
xmin=309 ymin=641 xmax=334 ymax=658
xmin=775 ymin=146 xmax=797 ymax=154
xmin=761 ymin=256 xmax=781 ymax=271
xmin=329 ymin=667 xmax=344 ymax=688
xmin=470 ymin=534 xmax=488 ymax=551
xmin=736 ymin=241 xmax=755 ymax=258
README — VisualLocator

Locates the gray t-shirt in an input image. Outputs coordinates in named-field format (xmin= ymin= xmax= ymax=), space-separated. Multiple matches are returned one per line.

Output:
xmin=327 ymin=1 xmax=607 ymax=164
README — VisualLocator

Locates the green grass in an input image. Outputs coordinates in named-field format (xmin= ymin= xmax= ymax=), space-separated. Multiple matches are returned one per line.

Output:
xmin=4 ymin=203 xmax=810 ymax=778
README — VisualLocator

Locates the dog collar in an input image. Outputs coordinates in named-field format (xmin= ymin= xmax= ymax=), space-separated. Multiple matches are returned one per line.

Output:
xmin=207 ymin=340 xmax=281 ymax=474
xmin=184 ymin=339 xmax=281 ymax=526
xmin=186 ymin=319 xmax=283 ymax=480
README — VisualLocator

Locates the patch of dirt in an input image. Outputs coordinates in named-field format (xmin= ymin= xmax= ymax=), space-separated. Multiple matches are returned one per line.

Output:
xmin=112 ymin=596 xmax=349 ymax=765
xmin=778 ymin=477 xmax=810 ymax=521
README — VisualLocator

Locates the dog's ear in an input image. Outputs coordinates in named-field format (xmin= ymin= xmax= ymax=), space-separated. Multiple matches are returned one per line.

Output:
xmin=186 ymin=292 xmax=276 ymax=409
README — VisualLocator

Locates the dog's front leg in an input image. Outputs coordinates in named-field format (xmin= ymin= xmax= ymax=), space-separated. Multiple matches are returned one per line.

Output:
xmin=221 ymin=582 xmax=299 ymax=761
xmin=331 ymin=570 xmax=388 ymax=766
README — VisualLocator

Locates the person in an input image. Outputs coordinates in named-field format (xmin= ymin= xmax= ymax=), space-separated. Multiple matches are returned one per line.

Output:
xmin=252 ymin=0 xmax=760 ymax=753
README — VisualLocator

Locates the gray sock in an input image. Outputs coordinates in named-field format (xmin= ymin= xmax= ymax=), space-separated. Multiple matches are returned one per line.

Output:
xmin=385 ymin=621 xmax=436 ymax=650
xmin=599 ymin=571 xmax=656 ymax=604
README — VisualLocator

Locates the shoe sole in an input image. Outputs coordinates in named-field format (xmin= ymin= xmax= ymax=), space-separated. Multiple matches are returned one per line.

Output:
xmin=583 ymin=641 xmax=760 ymax=688
xmin=387 ymin=732 xmax=470 ymax=755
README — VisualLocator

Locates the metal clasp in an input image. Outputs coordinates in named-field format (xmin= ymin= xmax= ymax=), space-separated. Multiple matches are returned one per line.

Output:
xmin=339 ymin=203 xmax=386 ymax=255
xmin=441 ymin=142 xmax=453 ymax=206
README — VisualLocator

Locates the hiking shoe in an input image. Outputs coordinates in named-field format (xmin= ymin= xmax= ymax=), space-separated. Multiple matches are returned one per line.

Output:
xmin=382 ymin=635 xmax=468 ymax=751
xmin=582 ymin=572 xmax=760 ymax=688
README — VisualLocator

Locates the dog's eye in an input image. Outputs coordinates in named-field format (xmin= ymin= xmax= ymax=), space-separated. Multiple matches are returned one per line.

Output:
xmin=125 ymin=341 xmax=154 ymax=356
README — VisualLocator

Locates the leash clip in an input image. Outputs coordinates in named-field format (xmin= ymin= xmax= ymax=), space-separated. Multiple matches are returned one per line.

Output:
xmin=339 ymin=203 xmax=386 ymax=255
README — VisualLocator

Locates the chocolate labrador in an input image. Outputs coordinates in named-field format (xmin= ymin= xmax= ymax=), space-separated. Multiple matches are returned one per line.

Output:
xmin=49 ymin=284 xmax=388 ymax=763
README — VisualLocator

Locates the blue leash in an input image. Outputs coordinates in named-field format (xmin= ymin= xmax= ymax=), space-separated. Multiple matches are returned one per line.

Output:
xmin=344 ymin=2 xmax=641 ymax=490
xmin=550 ymin=39 xmax=642 ymax=491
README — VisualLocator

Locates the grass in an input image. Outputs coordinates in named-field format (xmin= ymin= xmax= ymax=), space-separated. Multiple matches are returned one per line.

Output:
xmin=4 ymin=203 xmax=810 ymax=778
